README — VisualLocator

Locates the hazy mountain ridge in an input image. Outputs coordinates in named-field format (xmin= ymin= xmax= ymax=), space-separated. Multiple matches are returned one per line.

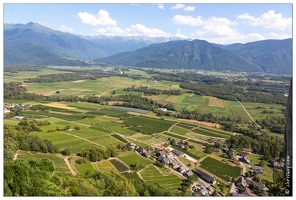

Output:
xmin=4 ymin=22 xmax=292 ymax=74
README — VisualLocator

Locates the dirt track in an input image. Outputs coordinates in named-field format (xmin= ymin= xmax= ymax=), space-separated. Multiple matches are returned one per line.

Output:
xmin=178 ymin=118 xmax=220 ymax=128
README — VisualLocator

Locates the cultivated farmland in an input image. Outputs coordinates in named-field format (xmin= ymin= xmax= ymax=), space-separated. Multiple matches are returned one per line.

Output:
xmin=200 ymin=157 xmax=241 ymax=181
xmin=140 ymin=165 xmax=183 ymax=193
xmin=124 ymin=116 xmax=176 ymax=135
xmin=117 ymin=152 xmax=153 ymax=168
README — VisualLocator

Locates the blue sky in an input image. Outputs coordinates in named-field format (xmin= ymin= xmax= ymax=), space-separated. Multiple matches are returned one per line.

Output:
xmin=3 ymin=1 xmax=293 ymax=44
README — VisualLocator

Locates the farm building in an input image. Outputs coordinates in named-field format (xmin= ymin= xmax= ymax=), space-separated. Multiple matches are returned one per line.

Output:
xmin=236 ymin=177 xmax=248 ymax=188
xmin=12 ymin=116 xmax=24 ymax=120
xmin=166 ymin=153 xmax=175 ymax=160
xmin=177 ymin=166 xmax=186 ymax=173
xmin=126 ymin=142 xmax=136 ymax=148
xmin=136 ymin=146 xmax=151 ymax=158
xmin=251 ymin=166 xmax=263 ymax=173
xmin=273 ymin=161 xmax=284 ymax=169
xmin=155 ymin=149 xmax=166 ymax=157
xmin=177 ymin=142 xmax=185 ymax=148
xmin=214 ymin=148 xmax=222 ymax=153
xmin=194 ymin=169 xmax=216 ymax=184
xmin=172 ymin=149 xmax=183 ymax=157
xmin=185 ymin=170 xmax=194 ymax=177
xmin=239 ymin=153 xmax=250 ymax=164
xmin=158 ymin=156 xmax=170 ymax=164
xmin=170 ymin=160 xmax=180 ymax=169
xmin=239 ymin=187 xmax=256 ymax=196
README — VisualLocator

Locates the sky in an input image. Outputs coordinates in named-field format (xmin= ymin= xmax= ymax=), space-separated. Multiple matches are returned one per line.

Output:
xmin=2 ymin=1 xmax=294 ymax=44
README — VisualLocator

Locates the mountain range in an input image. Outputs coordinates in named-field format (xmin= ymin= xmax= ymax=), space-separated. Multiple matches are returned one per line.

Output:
xmin=4 ymin=22 xmax=292 ymax=74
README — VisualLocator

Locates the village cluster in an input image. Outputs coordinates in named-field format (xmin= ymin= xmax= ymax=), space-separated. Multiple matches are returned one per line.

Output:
xmin=129 ymin=137 xmax=285 ymax=196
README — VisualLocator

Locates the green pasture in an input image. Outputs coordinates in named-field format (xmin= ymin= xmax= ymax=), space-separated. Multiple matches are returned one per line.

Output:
xmin=111 ymin=134 xmax=129 ymax=143
xmin=30 ymin=131 xmax=95 ymax=153
xmin=200 ymin=157 xmax=241 ymax=181
xmin=95 ymin=160 xmax=121 ymax=175
xmin=22 ymin=75 xmax=185 ymax=98
xmin=241 ymin=102 xmax=285 ymax=120
xmin=74 ymin=163 xmax=97 ymax=175
xmin=86 ymin=108 xmax=133 ymax=118
xmin=17 ymin=151 xmax=71 ymax=175
xmin=140 ymin=165 xmax=182 ymax=192
xmin=4 ymin=119 xmax=22 ymax=126
xmin=187 ymin=148 xmax=207 ymax=160
xmin=4 ymin=69 xmax=70 ymax=82
xmin=124 ymin=116 xmax=176 ymax=135
xmin=170 ymin=125 xmax=190 ymax=135
xmin=192 ymin=126 xmax=231 ymax=139
xmin=117 ymin=152 xmax=153 ymax=167
xmin=249 ymin=154 xmax=274 ymax=183
xmin=177 ymin=122 xmax=198 ymax=130
xmin=126 ymin=138 xmax=150 ymax=148
xmin=162 ymin=132 xmax=187 ymax=140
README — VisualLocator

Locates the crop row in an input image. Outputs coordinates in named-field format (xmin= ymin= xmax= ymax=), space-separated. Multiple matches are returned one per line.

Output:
xmin=200 ymin=157 xmax=241 ymax=181
xmin=109 ymin=159 xmax=129 ymax=172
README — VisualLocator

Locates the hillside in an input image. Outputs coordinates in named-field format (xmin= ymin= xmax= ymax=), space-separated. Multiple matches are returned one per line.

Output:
xmin=96 ymin=39 xmax=263 ymax=72
xmin=82 ymin=35 xmax=184 ymax=55
xmin=4 ymin=22 xmax=292 ymax=74
xmin=219 ymin=39 xmax=292 ymax=74
xmin=4 ymin=22 xmax=112 ymax=63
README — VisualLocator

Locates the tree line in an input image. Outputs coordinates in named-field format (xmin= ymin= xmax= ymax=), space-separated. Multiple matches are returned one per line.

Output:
xmin=123 ymin=85 xmax=183 ymax=95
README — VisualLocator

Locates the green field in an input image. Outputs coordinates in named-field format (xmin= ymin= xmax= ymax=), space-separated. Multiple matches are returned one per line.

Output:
xmin=74 ymin=163 xmax=97 ymax=175
xmin=16 ymin=151 xmax=71 ymax=176
xmin=109 ymin=159 xmax=129 ymax=172
xmin=170 ymin=125 xmax=190 ymax=135
xmin=118 ymin=152 xmax=153 ymax=168
xmin=200 ymin=157 xmax=241 ymax=181
xmin=241 ymin=102 xmax=285 ymax=121
xmin=192 ymin=126 xmax=231 ymax=139
xmin=30 ymin=131 xmax=96 ymax=153
xmin=111 ymin=134 xmax=129 ymax=143
xmin=124 ymin=116 xmax=176 ymax=135
xmin=162 ymin=132 xmax=187 ymax=140
xmin=140 ymin=165 xmax=182 ymax=192
xmin=95 ymin=160 xmax=121 ymax=175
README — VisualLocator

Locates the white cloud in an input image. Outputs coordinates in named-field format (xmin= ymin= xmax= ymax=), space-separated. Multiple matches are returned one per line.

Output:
xmin=237 ymin=10 xmax=292 ymax=30
xmin=59 ymin=25 xmax=74 ymax=33
xmin=172 ymin=15 xmax=204 ymax=26
xmin=171 ymin=4 xmax=185 ymax=10
xmin=174 ymin=29 xmax=188 ymax=39
xmin=172 ymin=15 xmax=235 ymax=26
xmin=194 ymin=24 xmax=267 ymax=44
xmin=268 ymin=32 xmax=292 ymax=39
xmin=129 ymin=24 xmax=170 ymax=37
xmin=184 ymin=6 xmax=195 ymax=11
xmin=157 ymin=4 xmax=164 ymax=9
xmin=77 ymin=9 xmax=117 ymax=27
xmin=94 ymin=24 xmax=170 ymax=38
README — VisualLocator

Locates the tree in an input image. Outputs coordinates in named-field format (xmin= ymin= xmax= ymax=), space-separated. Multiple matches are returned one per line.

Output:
xmin=89 ymin=148 xmax=97 ymax=162
xmin=61 ymin=148 xmax=70 ymax=156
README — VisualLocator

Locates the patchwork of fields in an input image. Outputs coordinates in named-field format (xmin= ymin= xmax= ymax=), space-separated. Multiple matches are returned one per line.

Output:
xmin=4 ymin=69 xmax=286 ymax=191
